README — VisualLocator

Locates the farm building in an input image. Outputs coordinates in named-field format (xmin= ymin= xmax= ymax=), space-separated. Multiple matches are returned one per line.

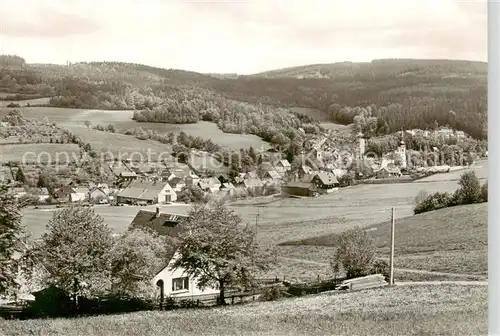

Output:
xmin=33 ymin=187 xmax=50 ymax=202
xmin=116 ymin=180 xmax=177 ymax=205
xmin=302 ymin=172 xmax=339 ymax=191
xmin=168 ymin=177 xmax=186 ymax=192
xmin=128 ymin=208 xmax=219 ymax=300
xmin=243 ymin=178 xmax=263 ymax=190
xmin=263 ymin=170 xmax=281 ymax=181
xmin=70 ymin=187 xmax=89 ymax=203
xmin=198 ymin=177 xmax=221 ymax=193
xmin=282 ymin=181 xmax=317 ymax=197
xmin=274 ymin=159 xmax=291 ymax=171
xmin=88 ymin=186 xmax=109 ymax=203
xmin=375 ymin=167 xmax=402 ymax=179
xmin=53 ymin=185 xmax=74 ymax=201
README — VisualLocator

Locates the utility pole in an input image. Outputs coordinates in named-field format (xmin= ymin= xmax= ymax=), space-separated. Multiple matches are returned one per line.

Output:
xmin=389 ymin=207 xmax=396 ymax=286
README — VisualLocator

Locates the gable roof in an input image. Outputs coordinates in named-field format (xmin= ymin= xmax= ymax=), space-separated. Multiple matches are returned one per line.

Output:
xmin=117 ymin=180 xmax=171 ymax=201
xmin=244 ymin=178 xmax=263 ymax=188
xmin=277 ymin=159 xmax=291 ymax=168
xmin=129 ymin=209 xmax=189 ymax=237
xmin=315 ymin=172 xmax=339 ymax=185
xmin=264 ymin=170 xmax=281 ymax=179
xmin=198 ymin=177 xmax=221 ymax=190
xmin=129 ymin=209 xmax=190 ymax=272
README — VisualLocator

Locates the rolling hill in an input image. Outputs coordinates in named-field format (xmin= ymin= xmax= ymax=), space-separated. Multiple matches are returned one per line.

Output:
xmin=0 ymin=55 xmax=488 ymax=139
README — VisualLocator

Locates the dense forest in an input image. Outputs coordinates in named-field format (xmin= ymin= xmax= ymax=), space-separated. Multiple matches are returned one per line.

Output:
xmin=0 ymin=55 xmax=488 ymax=140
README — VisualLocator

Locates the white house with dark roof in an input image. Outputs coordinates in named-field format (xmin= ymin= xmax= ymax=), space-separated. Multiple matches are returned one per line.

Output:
xmin=116 ymin=180 xmax=177 ymax=205
xmin=128 ymin=208 xmax=219 ymax=301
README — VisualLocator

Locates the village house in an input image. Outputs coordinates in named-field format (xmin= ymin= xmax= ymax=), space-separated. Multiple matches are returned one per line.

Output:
xmin=88 ymin=186 xmax=109 ymax=203
xmin=34 ymin=187 xmax=50 ymax=203
xmin=244 ymin=171 xmax=259 ymax=180
xmin=128 ymin=208 xmax=219 ymax=301
xmin=53 ymin=185 xmax=75 ymax=202
xmin=274 ymin=159 xmax=291 ymax=172
xmin=70 ymin=187 xmax=90 ymax=203
xmin=11 ymin=187 xmax=27 ymax=199
xmin=168 ymin=177 xmax=186 ymax=193
xmin=375 ymin=166 xmax=402 ymax=179
xmin=282 ymin=181 xmax=317 ymax=197
xmin=198 ymin=177 xmax=221 ymax=193
xmin=243 ymin=177 xmax=263 ymax=190
xmin=116 ymin=180 xmax=177 ymax=205
xmin=262 ymin=170 xmax=281 ymax=182
xmin=302 ymin=172 xmax=339 ymax=192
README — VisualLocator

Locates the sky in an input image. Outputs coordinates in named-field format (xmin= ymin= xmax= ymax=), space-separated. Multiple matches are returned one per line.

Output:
xmin=0 ymin=0 xmax=488 ymax=74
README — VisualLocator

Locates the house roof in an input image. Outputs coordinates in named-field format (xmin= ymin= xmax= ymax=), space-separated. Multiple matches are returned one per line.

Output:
xmin=377 ymin=166 xmax=401 ymax=174
xmin=244 ymin=178 xmax=263 ymax=188
xmin=198 ymin=177 xmax=220 ymax=189
xmin=117 ymin=180 xmax=171 ymax=201
xmin=129 ymin=209 xmax=189 ymax=237
xmin=129 ymin=209 xmax=190 ymax=270
xmin=245 ymin=171 xmax=258 ymax=179
xmin=283 ymin=181 xmax=315 ymax=189
xmin=220 ymin=182 xmax=236 ymax=190
xmin=120 ymin=171 xmax=137 ymax=177
xmin=315 ymin=172 xmax=339 ymax=185
xmin=264 ymin=170 xmax=281 ymax=179
xmin=278 ymin=159 xmax=291 ymax=167
xmin=259 ymin=162 xmax=274 ymax=171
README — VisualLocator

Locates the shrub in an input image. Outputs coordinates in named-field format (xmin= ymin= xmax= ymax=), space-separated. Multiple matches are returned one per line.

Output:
xmin=413 ymin=191 xmax=452 ymax=214
xmin=456 ymin=171 xmax=482 ymax=204
xmin=331 ymin=226 xmax=376 ymax=279
xmin=260 ymin=283 xmax=287 ymax=301
xmin=481 ymin=181 xmax=488 ymax=202
xmin=370 ymin=260 xmax=390 ymax=282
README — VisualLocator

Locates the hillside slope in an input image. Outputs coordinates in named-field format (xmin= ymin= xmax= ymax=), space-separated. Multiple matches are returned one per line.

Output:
xmin=0 ymin=56 xmax=488 ymax=139
xmin=0 ymin=285 xmax=487 ymax=336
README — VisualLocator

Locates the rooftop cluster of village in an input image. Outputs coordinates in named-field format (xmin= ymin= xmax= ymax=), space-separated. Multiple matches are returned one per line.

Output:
xmin=0 ymin=109 xmax=484 ymax=206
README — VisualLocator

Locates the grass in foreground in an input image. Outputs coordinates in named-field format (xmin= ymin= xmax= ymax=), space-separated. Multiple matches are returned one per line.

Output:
xmin=0 ymin=284 xmax=487 ymax=336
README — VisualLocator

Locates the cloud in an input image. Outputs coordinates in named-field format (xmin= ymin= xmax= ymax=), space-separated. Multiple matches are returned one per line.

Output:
xmin=0 ymin=1 xmax=102 ymax=38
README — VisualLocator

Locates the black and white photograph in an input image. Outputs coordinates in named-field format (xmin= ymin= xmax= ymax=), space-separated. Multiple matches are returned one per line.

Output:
xmin=0 ymin=0 xmax=495 ymax=335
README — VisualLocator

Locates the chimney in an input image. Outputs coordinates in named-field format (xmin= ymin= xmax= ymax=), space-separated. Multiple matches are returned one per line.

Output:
xmin=155 ymin=206 xmax=160 ymax=218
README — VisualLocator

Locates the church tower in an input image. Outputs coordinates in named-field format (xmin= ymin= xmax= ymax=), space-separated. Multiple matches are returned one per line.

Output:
xmin=357 ymin=132 xmax=365 ymax=161
xmin=396 ymin=131 xmax=407 ymax=169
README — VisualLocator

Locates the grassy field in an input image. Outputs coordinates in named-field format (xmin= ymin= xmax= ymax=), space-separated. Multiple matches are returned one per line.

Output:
xmin=64 ymin=126 xmax=173 ymax=160
xmin=0 ymin=143 xmax=80 ymax=164
xmin=0 ymin=97 xmax=51 ymax=107
xmin=416 ymin=161 xmax=488 ymax=182
xmin=0 ymin=106 xmax=269 ymax=150
xmin=0 ymin=284 xmax=487 ymax=336
xmin=278 ymin=203 xmax=487 ymax=280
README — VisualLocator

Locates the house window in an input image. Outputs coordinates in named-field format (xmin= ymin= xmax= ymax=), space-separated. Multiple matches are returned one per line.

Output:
xmin=172 ymin=277 xmax=189 ymax=291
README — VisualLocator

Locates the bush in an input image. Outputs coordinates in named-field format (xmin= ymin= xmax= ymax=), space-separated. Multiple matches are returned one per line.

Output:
xmin=481 ymin=181 xmax=488 ymax=202
xmin=456 ymin=171 xmax=482 ymax=204
xmin=413 ymin=191 xmax=452 ymax=214
xmin=331 ymin=226 xmax=376 ymax=279
xmin=370 ymin=260 xmax=390 ymax=282
xmin=260 ymin=283 xmax=287 ymax=301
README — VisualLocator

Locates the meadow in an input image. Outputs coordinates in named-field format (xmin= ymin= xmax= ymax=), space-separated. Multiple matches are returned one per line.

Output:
xmin=20 ymin=163 xmax=487 ymax=282
xmin=0 ymin=97 xmax=51 ymax=107
xmin=0 ymin=106 xmax=269 ymax=150
xmin=0 ymin=284 xmax=487 ymax=336
xmin=0 ymin=143 xmax=80 ymax=164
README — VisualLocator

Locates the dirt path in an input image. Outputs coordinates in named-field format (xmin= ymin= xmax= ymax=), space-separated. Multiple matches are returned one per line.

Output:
xmin=278 ymin=257 xmax=486 ymax=279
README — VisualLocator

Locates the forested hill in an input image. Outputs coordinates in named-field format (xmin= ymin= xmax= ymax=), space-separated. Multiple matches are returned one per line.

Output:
xmin=250 ymin=59 xmax=487 ymax=79
xmin=0 ymin=55 xmax=488 ymax=140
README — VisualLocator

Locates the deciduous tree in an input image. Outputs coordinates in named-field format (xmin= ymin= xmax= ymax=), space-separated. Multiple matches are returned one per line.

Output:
xmin=331 ymin=226 xmax=376 ymax=279
xmin=172 ymin=200 xmax=275 ymax=305
xmin=32 ymin=206 xmax=113 ymax=304
xmin=0 ymin=184 xmax=24 ymax=296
